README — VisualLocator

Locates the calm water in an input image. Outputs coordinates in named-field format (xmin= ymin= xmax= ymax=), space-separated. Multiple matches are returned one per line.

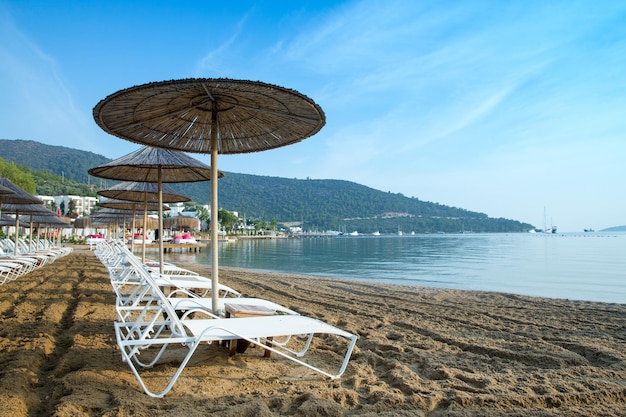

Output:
xmin=163 ymin=233 xmax=626 ymax=304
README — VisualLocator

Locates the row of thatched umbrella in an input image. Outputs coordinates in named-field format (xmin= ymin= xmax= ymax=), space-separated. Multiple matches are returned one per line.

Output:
xmin=90 ymin=78 xmax=325 ymax=313
xmin=0 ymin=178 xmax=72 ymax=254
xmin=88 ymin=146 xmax=220 ymax=270
xmin=76 ymin=212 xmax=197 ymax=231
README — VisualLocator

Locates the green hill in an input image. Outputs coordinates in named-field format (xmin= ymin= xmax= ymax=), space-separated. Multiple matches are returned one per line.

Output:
xmin=0 ymin=139 xmax=533 ymax=233
xmin=0 ymin=139 xmax=109 ymax=185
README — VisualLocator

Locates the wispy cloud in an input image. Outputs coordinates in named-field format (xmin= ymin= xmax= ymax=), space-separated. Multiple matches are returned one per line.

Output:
xmin=193 ymin=12 xmax=251 ymax=77
xmin=0 ymin=7 xmax=99 ymax=151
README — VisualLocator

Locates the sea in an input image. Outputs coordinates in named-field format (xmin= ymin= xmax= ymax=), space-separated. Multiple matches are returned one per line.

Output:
xmin=163 ymin=232 xmax=626 ymax=304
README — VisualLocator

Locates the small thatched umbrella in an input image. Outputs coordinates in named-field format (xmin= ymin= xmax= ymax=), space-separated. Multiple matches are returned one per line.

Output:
xmin=0 ymin=178 xmax=43 ymax=206
xmin=98 ymin=181 xmax=189 ymax=204
xmin=97 ymin=181 xmax=189 ymax=257
xmin=73 ymin=217 xmax=91 ymax=229
xmin=26 ymin=214 xmax=71 ymax=246
xmin=98 ymin=197 xmax=167 ymax=254
xmin=2 ymin=203 xmax=54 ymax=254
xmin=89 ymin=208 xmax=134 ymax=239
xmin=89 ymin=146 xmax=222 ymax=274
xmin=93 ymin=78 xmax=325 ymax=313
xmin=0 ymin=183 xmax=14 ymax=195
xmin=0 ymin=213 xmax=27 ymax=227
xmin=164 ymin=215 xmax=200 ymax=231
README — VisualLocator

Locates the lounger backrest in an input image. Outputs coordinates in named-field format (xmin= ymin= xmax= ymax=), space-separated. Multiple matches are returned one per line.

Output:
xmin=117 ymin=247 xmax=188 ymax=338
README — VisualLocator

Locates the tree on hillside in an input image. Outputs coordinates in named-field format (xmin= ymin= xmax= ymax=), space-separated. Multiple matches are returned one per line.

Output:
xmin=0 ymin=157 xmax=36 ymax=193
xmin=218 ymin=208 xmax=238 ymax=233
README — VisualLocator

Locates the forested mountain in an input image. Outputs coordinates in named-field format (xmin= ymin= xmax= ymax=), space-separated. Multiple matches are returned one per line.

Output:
xmin=0 ymin=139 xmax=534 ymax=233
xmin=0 ymin=139 xmax=109 ymax=184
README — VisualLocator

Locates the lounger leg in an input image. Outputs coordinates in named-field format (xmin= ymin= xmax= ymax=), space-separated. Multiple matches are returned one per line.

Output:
xmin=264 ymin=337 xmax=273 ymax=358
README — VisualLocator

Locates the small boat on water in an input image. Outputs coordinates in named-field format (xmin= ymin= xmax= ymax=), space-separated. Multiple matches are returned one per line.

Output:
xmin=372 ymin=231 xmax=380 ymax=236
xmin=529 ymin=226 xmax=557 ymax=234
xmin=348 ymin=231 xmax=359 ymax=236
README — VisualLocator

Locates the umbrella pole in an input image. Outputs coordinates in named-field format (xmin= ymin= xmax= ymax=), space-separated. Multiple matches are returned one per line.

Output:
xmin=142 ymin=197 xmax=148 ymax=263
xmin=131 ymin=207 xmax=136 ymax=253
xmin=29 ymin=215 xmax=34 ymax=252
xmin=14 ymin=210 xmax=20 ymax=256
xmin=158 ymin=167 xmax=164 ymax=275
xmin=211 ymin=125 xmax=219 ymax=314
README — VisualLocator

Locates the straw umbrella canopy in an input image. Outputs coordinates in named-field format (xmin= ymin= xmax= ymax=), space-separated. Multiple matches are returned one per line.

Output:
xmin=2 ymin=202 xmax=54 ymax=254
xmin=98 ymin=181 xmax=189 ymax=204
xmin=26 ymin=214 xmax=71 ymax=246
xmin=98 ymin=197 xmax=168 ymax=212
xmin=98 ymin=181 xmax=189 ymax=256
xmin=0 ymin=183 xmax=14 ymax=195
xmin=88 ymin=146 xmax=223 ymax=273
xmin=93 ymin=78 xmax=325 ymax=313
xmin=164 ymin=215 xmax=199 ymax=231
xmin=0 ymin=213 xmax=27 ymax=227
xmin=98 ymin=196 xmax=168 ymax=255
xmin=89 ymin=208 xmax=136 ymax=239
xmin=0 ymin=178 xmax=43 ymax=205
xmin=73 ymin=217 xmax=91 ymax=229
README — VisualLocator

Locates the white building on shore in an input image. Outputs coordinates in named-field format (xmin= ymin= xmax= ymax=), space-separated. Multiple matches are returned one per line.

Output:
xmin=37 ymin=195 xmax=98 ymax=217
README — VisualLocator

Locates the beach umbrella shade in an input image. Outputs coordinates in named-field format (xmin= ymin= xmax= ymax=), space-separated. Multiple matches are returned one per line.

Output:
xmin=0 ymin=178 xmax=43 ymax=205
xmin=0 ymin=213 xmax=28 ymax=227
xmin=98 ymin=196 xmax=168 ymax=254
xmin=0 ymin=183 xmax=15 ymax=195
xmin=93 ymin=78 xmax=325 ymax=313
xmin=1 ymin=203 xmax=53 ymax=254
xmin=98 ymin=181 xmax=190 ymax=204
xmin=26 ymin=214 xmax=71 ymax=246
xmin=89 ymin=208 xmax=136 ymax=239
xmin=98 ymin=181 xmax=189 ymax=255
xmin=89 ymin=209 xmax=159 ymax=230
xmin=164 ymin=215 xmax=199 ymax=231
xmin=98 ymin=197 xmax=168 ymax=212
xmin=88 ymin=146 xmax=222 ymax=273
xmin=73 ymin=217 xmax=91 ymax=229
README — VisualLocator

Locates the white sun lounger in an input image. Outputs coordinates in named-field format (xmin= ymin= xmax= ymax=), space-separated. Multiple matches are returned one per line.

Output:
xmin=113 ymin=246 xmax=358 ymax=398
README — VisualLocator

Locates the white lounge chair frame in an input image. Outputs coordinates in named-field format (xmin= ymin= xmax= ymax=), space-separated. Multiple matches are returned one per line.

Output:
xmin=112 ymin=247 xmax=358 ymax=398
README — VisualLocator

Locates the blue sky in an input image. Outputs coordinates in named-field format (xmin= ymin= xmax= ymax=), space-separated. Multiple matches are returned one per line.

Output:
xmin=1 ymin=1 xmax=626 ymax=232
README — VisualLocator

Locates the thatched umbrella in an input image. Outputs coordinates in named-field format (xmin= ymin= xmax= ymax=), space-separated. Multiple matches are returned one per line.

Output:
xmin=88 ymin=146 xmax=222 ymax=274
xmin=0 ymin=183 xmax=14 ymax=195
xmin=89 ymin=208 xmax=135 ymax=240
xmin=73 ymin=217 xmax=91 ymax=229
xmin=164 ymin=215 xmax=199 ymax=231
xmin=98 ymin=181 xmax=189 ymax=204
xmin=2 ymin=203 xmax=54 ymax=254
xmin=98 ymin=181 xmax=189 ymax=256
xmin=0 ymin=178 xmax=43 ymax=205
xmin=98 ymin=196 xmax=168 ymax=255
xmin=26 ymin=214 xmax=71 ymax=246
xmin=0 ymin=213 xmax=27 ymax=227
xmin=93 ymin=78 xmax=325 ymax=313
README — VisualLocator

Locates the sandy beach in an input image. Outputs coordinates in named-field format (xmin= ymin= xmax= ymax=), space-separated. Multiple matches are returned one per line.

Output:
xmin=0 ymin=249 xmax=624 ymax=416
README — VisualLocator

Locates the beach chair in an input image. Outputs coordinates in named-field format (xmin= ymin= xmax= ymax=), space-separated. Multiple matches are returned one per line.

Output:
xmin=0 ymin=247 xmax=40 ymax=275
xmin=101 ymin=247 xmax=240 ymax=322
xmin=0 ymin=262 xmax=24 ymax=284
xmin=168 ymin=295 xmax=299 ymax=317
xmin=114 ymin=248 xmax=358 ymax=398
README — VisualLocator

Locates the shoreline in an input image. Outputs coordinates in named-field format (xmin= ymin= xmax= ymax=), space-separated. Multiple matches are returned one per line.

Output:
xmin=1 ymin=250 xmax=625 ymax=416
